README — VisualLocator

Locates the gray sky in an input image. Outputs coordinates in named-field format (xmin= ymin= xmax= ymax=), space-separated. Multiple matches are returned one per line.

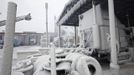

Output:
xmin=0 ymin=0 xmax=69 ymax=33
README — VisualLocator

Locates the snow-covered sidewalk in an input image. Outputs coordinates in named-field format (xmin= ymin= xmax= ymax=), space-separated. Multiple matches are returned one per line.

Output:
xmin=0 ymin=46 xmax=41 ymax=75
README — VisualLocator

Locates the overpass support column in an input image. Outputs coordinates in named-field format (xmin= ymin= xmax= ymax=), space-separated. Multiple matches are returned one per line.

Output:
xmin=1 ymin=2 xmax=17 ymax=75
xmin=108 ymin=0 xmax=120 ymax=75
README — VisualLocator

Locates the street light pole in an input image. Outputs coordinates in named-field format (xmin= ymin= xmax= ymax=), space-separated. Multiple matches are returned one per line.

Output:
xmin=45 ymin=2 xmax=49 ymax=47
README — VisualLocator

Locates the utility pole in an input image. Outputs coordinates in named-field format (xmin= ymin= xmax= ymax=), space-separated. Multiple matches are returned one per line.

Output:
xmin=45 ymin=2 xmax=49 ymax=47
xmin=1 ymin=2 xmax=17 ymax=75
xmin=51 ymin=47 xmax=57 ymax=75
xmin=108 ymin=0 xmax=120 ymax=75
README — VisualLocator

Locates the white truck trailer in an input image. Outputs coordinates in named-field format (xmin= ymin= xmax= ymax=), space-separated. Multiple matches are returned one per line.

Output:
xmin=57 ymin=0 xmax=132 ymax=62
xmin=78 ymin=4 xmax=129 ymax=61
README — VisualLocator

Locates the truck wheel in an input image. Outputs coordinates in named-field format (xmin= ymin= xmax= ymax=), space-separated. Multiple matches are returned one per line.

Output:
xmin=71 ymin=70 xmax=80 ymax=75
xmin=76 ymin=56 xmax=102 ymax=75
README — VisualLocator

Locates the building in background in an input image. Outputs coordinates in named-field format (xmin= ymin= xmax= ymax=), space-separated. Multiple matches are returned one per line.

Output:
xmin=40 ymin=32 xmax=55 ymax=47
xmin=0 ymin=32 xmax=43 ymax=48
xmin=0 ymin=32 xmax=55 ymax=48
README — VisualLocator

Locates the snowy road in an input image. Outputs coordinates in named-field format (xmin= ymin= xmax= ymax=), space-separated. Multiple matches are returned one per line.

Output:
xmin=0 ymin=46 xmax=134 ymax=75
xmin=0 ymin=46 xmax=41 ymax=74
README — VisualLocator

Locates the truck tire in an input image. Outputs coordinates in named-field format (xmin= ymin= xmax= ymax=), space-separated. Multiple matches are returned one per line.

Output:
xmin=71 ymin=70 xmax=80 ymax=75
xmin=76 ymin=56 xmax=102 ymax=75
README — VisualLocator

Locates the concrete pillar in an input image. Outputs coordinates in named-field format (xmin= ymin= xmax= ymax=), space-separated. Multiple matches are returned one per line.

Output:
xmin=92 ymin=0 xmax=101 ymax=49
xmin=51 ymin=47 xmax=57 ymax=75
xmin=92 ymin=0 xmax=97 ymax=24
xmin=108 ymin=0 xmax=120 ymax=75
xmin=1 ymin=2 xmax=17 ymax=75
xmin=130 ymin=47 xmax=134 ymax=62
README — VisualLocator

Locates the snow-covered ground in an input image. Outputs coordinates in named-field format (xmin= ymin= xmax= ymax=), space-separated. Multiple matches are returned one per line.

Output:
xmin=0 ymin=46 xmax=134 ymax=75
xmin=0 ymin=46 xmax=41 ymax=75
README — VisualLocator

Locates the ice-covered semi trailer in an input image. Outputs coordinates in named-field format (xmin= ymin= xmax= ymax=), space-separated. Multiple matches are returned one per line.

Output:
xmin=57 ymin=0 xmax=134 ymax=62
xmin=78 ymin=5 xmax=128 ymax=61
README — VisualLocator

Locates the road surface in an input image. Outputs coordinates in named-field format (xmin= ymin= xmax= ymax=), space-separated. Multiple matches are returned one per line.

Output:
xmin=0 ymin=46 xmax=134 ymax=75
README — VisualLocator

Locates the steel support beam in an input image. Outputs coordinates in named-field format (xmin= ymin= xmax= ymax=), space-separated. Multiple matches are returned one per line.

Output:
xmin=59 ymin=24 xmax=61 ymax=47
xmin=0 ymin=2 xmax=17 ymax=75
xmin=108 ymin=0 xmax=120 ymax=75
xmin=74 ymin=26 xmax=77 ymax=47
